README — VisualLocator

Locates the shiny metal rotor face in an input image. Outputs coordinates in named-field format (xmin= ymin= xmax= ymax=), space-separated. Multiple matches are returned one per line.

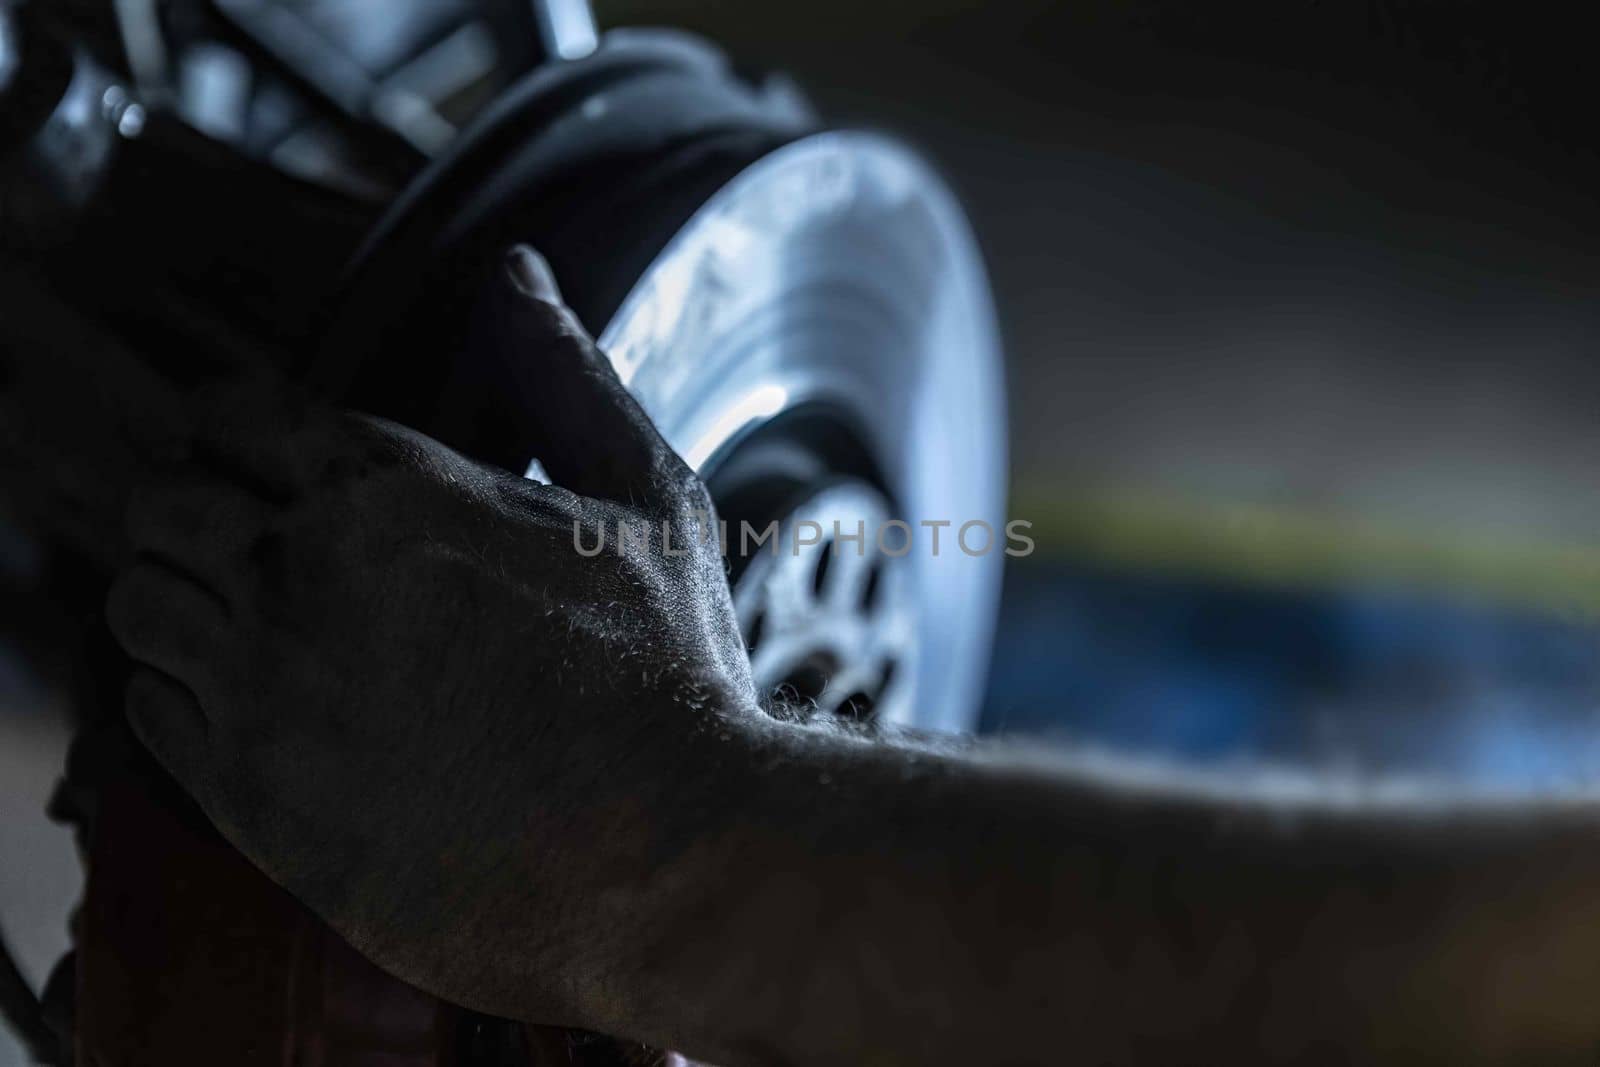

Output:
xmin=563 ymin=131 xmax=1007 ymax=733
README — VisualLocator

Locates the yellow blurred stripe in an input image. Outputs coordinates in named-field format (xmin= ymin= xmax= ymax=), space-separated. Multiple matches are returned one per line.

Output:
xmin=1012 ymin=485 xmax=1600 ymax=620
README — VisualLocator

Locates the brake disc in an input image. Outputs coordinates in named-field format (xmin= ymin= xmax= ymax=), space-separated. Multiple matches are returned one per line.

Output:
xmin=597 ymin=132 xmax=1006 ymax=731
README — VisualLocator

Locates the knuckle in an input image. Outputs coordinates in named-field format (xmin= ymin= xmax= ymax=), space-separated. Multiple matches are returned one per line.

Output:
xmin=316 ymin=417 xmax=460 ymax=501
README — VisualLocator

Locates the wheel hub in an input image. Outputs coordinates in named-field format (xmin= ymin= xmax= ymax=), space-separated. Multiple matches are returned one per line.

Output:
xmin=730 ymin=480 xmax=913 ymax=723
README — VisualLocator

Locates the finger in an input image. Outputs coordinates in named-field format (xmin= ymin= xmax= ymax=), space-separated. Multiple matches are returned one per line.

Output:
xmin=505 ymin=243 xmax=564 ymax=304
xmin=106 ymin=560 xmax=231 ymax=700
xmin=125 ymin=666 xmax=212 ymax=789
xmin=127 ymin=479 xmax=275 ymax=595
xmin=492 ymin=245 xmax=690 ymax=507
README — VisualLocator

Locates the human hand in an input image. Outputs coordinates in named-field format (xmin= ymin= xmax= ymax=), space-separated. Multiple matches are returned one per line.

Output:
xmin=105 ymin=247 xmax=758 ymax=1025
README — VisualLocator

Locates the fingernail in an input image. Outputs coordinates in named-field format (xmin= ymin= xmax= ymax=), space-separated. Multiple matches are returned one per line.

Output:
xmin=505 ymin=245 xmax=563 ymax=305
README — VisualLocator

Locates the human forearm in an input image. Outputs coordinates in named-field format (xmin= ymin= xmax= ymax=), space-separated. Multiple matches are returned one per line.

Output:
xmin=570 ymin=713 xmax=1600 ymax=1065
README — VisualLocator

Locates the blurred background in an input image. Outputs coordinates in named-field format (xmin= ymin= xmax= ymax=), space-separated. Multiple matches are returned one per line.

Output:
xmin=5 ymin=1 xmax=1600 ymax=1061
xmin=595 ymin=0 xmax=1600 ymax=782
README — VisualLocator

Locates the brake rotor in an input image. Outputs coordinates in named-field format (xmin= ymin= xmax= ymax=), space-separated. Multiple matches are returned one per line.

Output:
xmin=595 ymin=132 xmax=1005 ymax=731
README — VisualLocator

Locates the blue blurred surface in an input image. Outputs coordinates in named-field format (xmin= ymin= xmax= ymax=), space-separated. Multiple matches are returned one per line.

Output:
xmin=981 ymin=559 xmax=1600 ymax=787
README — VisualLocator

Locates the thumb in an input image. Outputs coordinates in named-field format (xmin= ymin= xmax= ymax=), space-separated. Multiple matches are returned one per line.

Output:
xmin=490 ymin=245 xmax=690 ymax=509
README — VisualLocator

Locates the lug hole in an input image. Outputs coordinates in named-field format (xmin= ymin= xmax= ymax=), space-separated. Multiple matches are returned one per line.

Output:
xmin=812 ymin=540 xmax=834 ymax=596
xmin=862 ymin=557 xmax=885 ymax=611
xmin=839 ymin=691 xmax=876 ymax=722
xmin=781 ymin=654 xmax=834 ymax=706
xmin=876 ymin=659 xmax=898 ymax=698
xmin=745 ymin=609 xmax=766 ymax=652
